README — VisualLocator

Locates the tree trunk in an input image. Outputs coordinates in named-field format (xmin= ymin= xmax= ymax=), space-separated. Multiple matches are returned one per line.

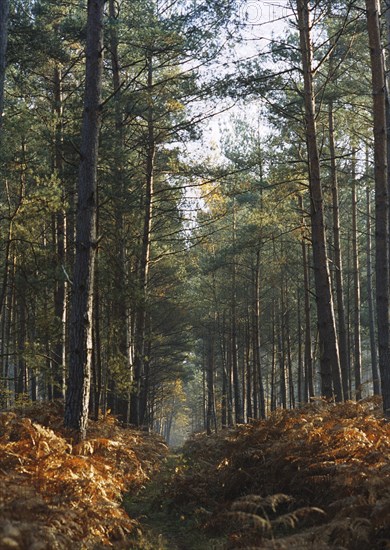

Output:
xmin=16 ymin=298 xmax=27 ymax=398
xmin=285 ymin=294 xmax=295 ymax=409
xmin=351 ymin=150 xmax=362 ymax=400
xmin=297 ymin=288 xmax=303 ymax=405
xmin=0 ymin=0 xmax=9 ymax=132
xmin=279 ymin=282 xmax=287 ymax=408
xmin=108 ymin=0 xmax=132 ymax=423
xmin=366 ymin=0 xmax=390 ymax=417
xmin=0 ymin=253 xmax=14 ymax=407
xmin=64 ymin=0 xmax=105 ymax=439
xmin=131 ymin=51 xmax=155 ymax=426
xmin=245 ymin=318 xmax=253 ymax=419
xmin=91 ymin=252 xmax=102 ymax=420
xmin=366 ymin=186 xmax=380 ymax=394
xmin=217 ymin=311 xmax=228 ymax=427
xmin=231 ymin=200 xmax=244 ymax=423
xmin=52 ymin=65 xmax=67 ymax=399
xmin=205 ymin=331 xmax=217 ymax=434
xmin=329 ymin=101 xmax=350 ymax=399
xmin=270 ymin=297 xmax=277 ymax=412
xmin=296 ymin=0 xmax=342 ymax=401
xmin=299 ymin=196 xmax=314 ymax=401
xmin=252 ymin=249 xmax=265 ymax=418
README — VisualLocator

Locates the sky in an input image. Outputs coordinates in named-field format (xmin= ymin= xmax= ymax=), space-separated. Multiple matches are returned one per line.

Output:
xmin=198 ymin=1 xmax=293 ymax=153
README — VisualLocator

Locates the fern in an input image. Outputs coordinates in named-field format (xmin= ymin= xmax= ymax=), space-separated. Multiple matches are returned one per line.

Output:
xmin=272 ymin=506 xmax=325 ymax=529
xmin=231 ymin=493 xmax=294 ymax=514
xmin=225 ymin=510 xmax=272 ymax=532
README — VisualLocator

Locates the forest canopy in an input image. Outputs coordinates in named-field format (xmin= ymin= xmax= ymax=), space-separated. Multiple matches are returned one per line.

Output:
xmin=0 ymin=0 xmax=389 ymax=444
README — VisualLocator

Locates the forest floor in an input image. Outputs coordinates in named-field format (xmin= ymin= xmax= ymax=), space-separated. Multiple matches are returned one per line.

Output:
xmin=127 ymin=397 xmax=390 ymax=550
xmin=0 ymin=398 xmax=389 ymax=549
xmin=123 ymin=453 xmax=225 ymax=549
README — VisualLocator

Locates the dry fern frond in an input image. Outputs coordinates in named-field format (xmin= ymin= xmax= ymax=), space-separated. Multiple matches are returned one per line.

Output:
xmin=328 ymin=517 xmax=373 ymax=548
xmin=174 ymin=400 xmax=389 ymax=548
xmin=231 ymin=493 xmax=294 ymax=514
xmin=271 ymin=506 xmax=325 ymax=529
xmin=225 ymin=510 xmax=272 ymax=532
xmin=0 ymin=404 xmax=167 ymax=548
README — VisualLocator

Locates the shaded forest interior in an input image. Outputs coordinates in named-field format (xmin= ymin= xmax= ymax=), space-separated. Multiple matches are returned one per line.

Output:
xmin=1 ymin=0 xmax=390 ymax=546
xmin=1 ymin=0 xmax=390 ymax=443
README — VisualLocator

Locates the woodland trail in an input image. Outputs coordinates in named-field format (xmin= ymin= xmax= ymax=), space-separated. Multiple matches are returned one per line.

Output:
xmin=124 ymin=453 xmax=224 ymax=550
xmin=123 ymin=401 xmax=390 ymax=550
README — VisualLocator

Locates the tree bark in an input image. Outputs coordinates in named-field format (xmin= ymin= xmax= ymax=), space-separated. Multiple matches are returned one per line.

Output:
xmin=131 ymin=50 xmax=155 ymax=426
xmin=206 ymin=330 xmax=217 ymax=435
xmin=0 ymin=0 xmax=9 ymax=131
xmin=297 ymin=288 xmax=303 ymax=404
xmin=329 ymin=101 xmax=350 ymax=399
xmin=366 ymin=186 xmax=380 ymax=394
xmin=108 ymin=0 xmax=132 ymax=422
xmin=366 ymin=0 xmax=390 ymax=417
xmin=296 ymin=0 xmax=343 ymax=401
xmin=252 ymin=249 xmax=265 ymax=418
xmin=351 ymin=150 xmax=362 ymax=400
xmin=231 ymin=199 xmax=244 ymax=423
xmin=64 ymin=0 xmax=105 ymax=439
xmin=52 ymin=65 xmax=67 ymax=399
xmin=299 ymin=196 xmax=314 ymax=401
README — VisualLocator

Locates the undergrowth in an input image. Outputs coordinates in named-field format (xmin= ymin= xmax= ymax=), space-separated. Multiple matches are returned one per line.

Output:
xmin=1 ymin=398 xmax=389 ymax=549
xmin=123 ymin=453 xmax=226 ymax=550
xmin=165 ymin=398 xmax=390 ymax=549
xmin=0 ymin=401 xmax=167 ymax=549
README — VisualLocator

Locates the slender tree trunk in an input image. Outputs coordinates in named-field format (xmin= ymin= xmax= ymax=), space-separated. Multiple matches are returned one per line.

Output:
xmin=0 ymin=253 xmax=14 ymax=407
xmin=297 ymin=288 xmax=303 ymax=405
xmin=52 ymin=66 xmax=67 ymax=399
xmin=299 ymin=196 xmax=314 ymax=401
xmin=366 ymin=0 xmax=390 ymax=417
xmin=227 ymin=326 xmax=234 ymax=426
xmin=217 ymin=311 xmax=228 ymax=427
xmin=246 ymin=319 xmax=253 ymax=419
xmin=297 ymin=0 xmax=342 ymax=401
xmin=351 ymin=150 xmax=362 ymax=399
xmin=64 ymin=0 xmax=105 ymax=439
xmin=231 ymin=201 xmax=244 ymax=423
xmin=108 ymin=0 xmax=132 ymax=422
xmin=329 ymin=101 xmax=350 ymax=399
xmin=131 ymin=51 xmax=155 ymax=426
xmin=366 ymin=186 xmax=380 ymax=394
xmin=91 ymin=254 xmax=102 ymax=420
xmin=270 ymin=297 xmax=277 ymax=411
xmin=383 ymin=0 xmax=390 ymax=282
xmin=16 ymin=298 xmax=27 ymax=397
xmin=0 ymin=0 xmax=9 ymax=132
xmin=286 ymin=296 xmax=295 ymax=409
xmin=279 ymin=280 xmax=287 ymax=409
xmin=252 ymin=249 xmax=265 ymax=418
xmin=202 ymin=349 xmax=206 ymax=430
xmin=0 ymin=1 xmax=11 ymax=386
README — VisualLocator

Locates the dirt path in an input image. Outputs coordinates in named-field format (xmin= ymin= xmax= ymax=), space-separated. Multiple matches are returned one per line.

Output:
xmin=123 ymin=453 xmax=224 ymax=550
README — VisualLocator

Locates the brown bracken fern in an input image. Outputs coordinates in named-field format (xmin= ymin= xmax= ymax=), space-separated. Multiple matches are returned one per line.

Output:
xmin=0 ymin=401 xmax=167 ymax=548
xmin=169 ymin=397 xmax=390 ymax=549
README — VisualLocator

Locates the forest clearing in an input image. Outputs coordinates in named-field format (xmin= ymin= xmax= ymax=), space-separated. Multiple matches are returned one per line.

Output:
xmin=0 ymin=398 xmax=389 ymax=549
